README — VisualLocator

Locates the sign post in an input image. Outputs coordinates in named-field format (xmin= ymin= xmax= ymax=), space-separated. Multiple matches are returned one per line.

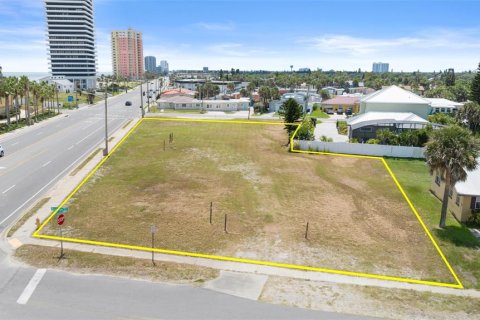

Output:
xmin=57 ymin=214 xmax=65 ymax=259
xmin=150 ymin=225 xmax=157 ymax=266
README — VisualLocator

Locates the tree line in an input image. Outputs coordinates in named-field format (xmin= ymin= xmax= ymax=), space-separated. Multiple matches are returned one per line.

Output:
xmin=0 ymin=75 xmax=60 ymax=128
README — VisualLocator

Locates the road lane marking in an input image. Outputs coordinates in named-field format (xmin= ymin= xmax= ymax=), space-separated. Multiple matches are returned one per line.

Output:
xmin=0 ymin=167 xmax=6 ymax=170
xmin=68 ymin=145 xmax=74 ymax=150
xmin=11 ymin=142 xmax=19 ymax=146
xmin=2 ymin=185 xmax=16 ymax=194
xmin=16 ymin=269 xmax=47 ymax=305
xmin=75 ymin=127 xmax=102 ymax=145
xmin=42 ymin=161 xmax=52 ymax=168
xmin=36 ymin=132 xmax=43 ymax=136
xmin=0 ymin=118 xmax=128 ymax=227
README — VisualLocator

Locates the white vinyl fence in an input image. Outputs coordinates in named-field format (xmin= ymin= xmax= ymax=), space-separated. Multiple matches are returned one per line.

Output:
xmin=295 ymin=140 xmax=425 ymax=158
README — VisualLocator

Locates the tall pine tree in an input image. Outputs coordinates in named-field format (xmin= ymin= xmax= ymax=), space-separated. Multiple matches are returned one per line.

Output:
xmin=471 ymin=63 xmax=480 ymax=104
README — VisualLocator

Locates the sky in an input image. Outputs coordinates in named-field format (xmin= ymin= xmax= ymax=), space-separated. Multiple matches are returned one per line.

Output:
xmin=1 ymin=0 xmax=480 ymax=73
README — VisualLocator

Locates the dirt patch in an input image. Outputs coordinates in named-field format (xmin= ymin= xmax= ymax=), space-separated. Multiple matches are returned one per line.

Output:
xmin=261 ymin=276 xmax=480 ymax=320
xmin=15 ymin=245 xmax=218 ymax=285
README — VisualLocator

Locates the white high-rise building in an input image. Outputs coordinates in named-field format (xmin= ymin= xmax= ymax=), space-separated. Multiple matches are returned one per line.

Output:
xmin=159 ymin=60 xmax=169 ymax=75
xmin=372 ymin=62 xmax=389 ymax=73
xmin=45 ymin=0 xmax=97 ymax=90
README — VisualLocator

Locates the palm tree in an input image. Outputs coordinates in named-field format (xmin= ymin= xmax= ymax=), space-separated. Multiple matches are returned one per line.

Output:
xmin=19 ymin=76 xmax=30 ymax=125
xmin=11 ymin=77 xmax=21 ymax=123
xmin=4 ymin=77 xmax=17 ymax=126
xmin=425 ymin=125 xmax=480 ymax=228
xmin=39 ymin=81 xmax=48 ymax=116
xmin=456 ymin=101 xmax=480 ymax=134
xmin=30 ymin=81 xmax=39 ymax=122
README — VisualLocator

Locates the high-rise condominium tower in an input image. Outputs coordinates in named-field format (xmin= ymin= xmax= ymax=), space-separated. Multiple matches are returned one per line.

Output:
xmin=111 ymin=28 xmax=144 ymax=80
xmin=145 ymin=56 xmax=156 ymax=73
xmin=45 ymin=0 xmax=97 ymax=89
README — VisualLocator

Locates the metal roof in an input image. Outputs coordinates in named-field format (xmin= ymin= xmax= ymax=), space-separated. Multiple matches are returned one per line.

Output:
xmin=361 ymin=85 xmax=431 ymax=104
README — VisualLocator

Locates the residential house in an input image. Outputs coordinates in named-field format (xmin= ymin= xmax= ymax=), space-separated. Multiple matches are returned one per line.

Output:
xmin=360 ymin=85 xmax=432 ymax=119
xmin=321 ymin=96 xmax=360 ymax=114
xmin=37 ymin=76 xmax=74 ymax=93
xmin=430 ymin=163 xmax=480 ymax=222
xmin=157 ymin=96 xmax=249 ymax=111
xmin=346 ymin=112 xmax=437 ymax=141
xmin=425 ymin=98 xmax=463 ymax=114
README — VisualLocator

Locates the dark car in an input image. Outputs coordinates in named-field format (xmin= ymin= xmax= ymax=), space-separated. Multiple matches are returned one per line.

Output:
xmin=345 ymin=107 xmax=353 ymax=116
xmin=125 ymin=101 xmax=132 ymax=106
xmin=336 ymin=107 xmax=343 ymax=115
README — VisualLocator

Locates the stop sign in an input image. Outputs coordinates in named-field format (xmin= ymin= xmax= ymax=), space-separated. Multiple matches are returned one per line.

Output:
xmin=57 ymin=214 xmax=65 ymax=226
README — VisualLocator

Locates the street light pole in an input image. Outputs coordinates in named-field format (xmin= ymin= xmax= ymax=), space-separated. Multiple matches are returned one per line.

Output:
xmin=140 ymin=81 xmax=144 ymax=118
xmin=104 ymin=79 xmax=109 ymax=156
xmin=147 ymin=81 xmax=150 ymax=112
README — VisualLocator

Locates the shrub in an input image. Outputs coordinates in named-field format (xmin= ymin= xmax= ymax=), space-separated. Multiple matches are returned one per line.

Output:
xmin=466 ymin=211 xmax=480 ymax=228
xmin=337 ymin=121 xmax=348 ymax=135
xmin=367 ymin=138 xmax=380 ymax=144
xmin=296 ymin=118 xmax=315 ymax=140
xmin=320 ymin=135 xmax=333 ymax=142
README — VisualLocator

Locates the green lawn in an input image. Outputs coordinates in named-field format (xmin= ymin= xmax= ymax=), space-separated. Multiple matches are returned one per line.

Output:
xmin=310 ymin=109 xmax=329 ymax=119
xmin=39 ymin=120 xmax=457 ymax=283
xmin=386 ymin=158 xmax=480 ymax=289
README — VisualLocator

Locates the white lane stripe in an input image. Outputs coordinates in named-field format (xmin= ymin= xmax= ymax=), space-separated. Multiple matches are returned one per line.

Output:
xmin=0 ymin=118 xmax=127 ymax=227
xmin=75 ymin=127 xmax=102 ymax=145
xmin=68 ymin=145 xmax=74 ymax=150
xmin=0 ymin=167 xmax=6 ymax=170
xmin=2 ymin=185 xmax=16 ymax=194
xmin=42 ymin=161 xmax=52 ymax=168
xmin=17 ymin=269 xmax=47 ymax=305
xmin=11 ymin=142 xmax=19 ymax=146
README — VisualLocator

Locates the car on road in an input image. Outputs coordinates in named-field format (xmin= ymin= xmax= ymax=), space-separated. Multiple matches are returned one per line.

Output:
xmin=0 ymin=145 xmax=4 ymax=157
xmin=125 ymin=101 xmax=132 ymax=106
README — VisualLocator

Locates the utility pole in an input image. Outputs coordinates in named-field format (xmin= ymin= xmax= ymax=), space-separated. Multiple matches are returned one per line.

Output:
xmin=140 ymin=81 xmax=145 ymax=118
xmin=103 ymin=79 xmax=109 ymax=156
xmin=147 ymin=81 xmax=150 ymax=112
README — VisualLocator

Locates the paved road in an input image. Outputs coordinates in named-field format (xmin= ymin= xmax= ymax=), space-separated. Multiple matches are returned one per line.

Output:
xmin=0 ymin=253 xmax=375 ymax=320
xmin=0 ymin=87 xmax=143 ymax=231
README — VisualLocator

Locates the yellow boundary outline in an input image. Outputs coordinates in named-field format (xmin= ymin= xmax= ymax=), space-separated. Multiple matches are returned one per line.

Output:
xmin=34 ymin=117 xmax=463 ymax=289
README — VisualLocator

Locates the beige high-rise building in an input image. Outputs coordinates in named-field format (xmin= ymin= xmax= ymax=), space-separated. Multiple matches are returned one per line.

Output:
xmin=111 ymin=28 xmax=144 ymax=79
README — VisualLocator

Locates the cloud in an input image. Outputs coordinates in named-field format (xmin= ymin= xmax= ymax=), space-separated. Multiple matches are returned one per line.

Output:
xmin=301 ymin=28 xmax=480 ymax=56
xmin=195 ymin=22 xmax=235 ymax=31
xmin=207 ymin=43 xmax=278 ymax=57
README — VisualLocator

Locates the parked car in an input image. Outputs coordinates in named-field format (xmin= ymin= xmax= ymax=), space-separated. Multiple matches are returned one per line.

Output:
xmin=337 ymin=107 xmax=343 ymax=115
xmin=0 ymin=145 xmax=4 ymax=157
xmin=125 ymin=101 xmax=132 ymax=106
xmin=345 ymin=107 xmax=353 ymax=116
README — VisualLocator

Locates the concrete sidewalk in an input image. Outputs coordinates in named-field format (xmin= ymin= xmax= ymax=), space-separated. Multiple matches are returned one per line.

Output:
xmin=314 ymin=115 xmax=349 ymax=142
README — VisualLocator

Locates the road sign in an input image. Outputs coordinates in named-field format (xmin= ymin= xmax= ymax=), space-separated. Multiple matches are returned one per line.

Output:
xmin=57 ymin=214 xmax=65 ymax=226
xmin=68 ymin=96 xmax=74 ymax=102
xmin=51 ymin=207 xmax=69 ymax=214
xmin=150 ymin=225 xmax=157 ymax=234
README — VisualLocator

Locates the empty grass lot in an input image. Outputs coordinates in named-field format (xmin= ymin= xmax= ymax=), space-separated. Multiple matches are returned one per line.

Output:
xmin=40 ymin=120 xmax=456 ymax=283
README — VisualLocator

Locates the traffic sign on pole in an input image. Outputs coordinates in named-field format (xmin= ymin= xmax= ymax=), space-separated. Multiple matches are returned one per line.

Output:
xmin=51 ymin=207 xmax=69 ymax=214
xmin=57 ymin=214 xmax=65 ymax=226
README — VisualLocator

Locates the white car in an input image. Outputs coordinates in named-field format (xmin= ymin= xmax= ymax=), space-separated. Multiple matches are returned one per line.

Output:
xmin=0 ymin=145 xmax=4 ymax=157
